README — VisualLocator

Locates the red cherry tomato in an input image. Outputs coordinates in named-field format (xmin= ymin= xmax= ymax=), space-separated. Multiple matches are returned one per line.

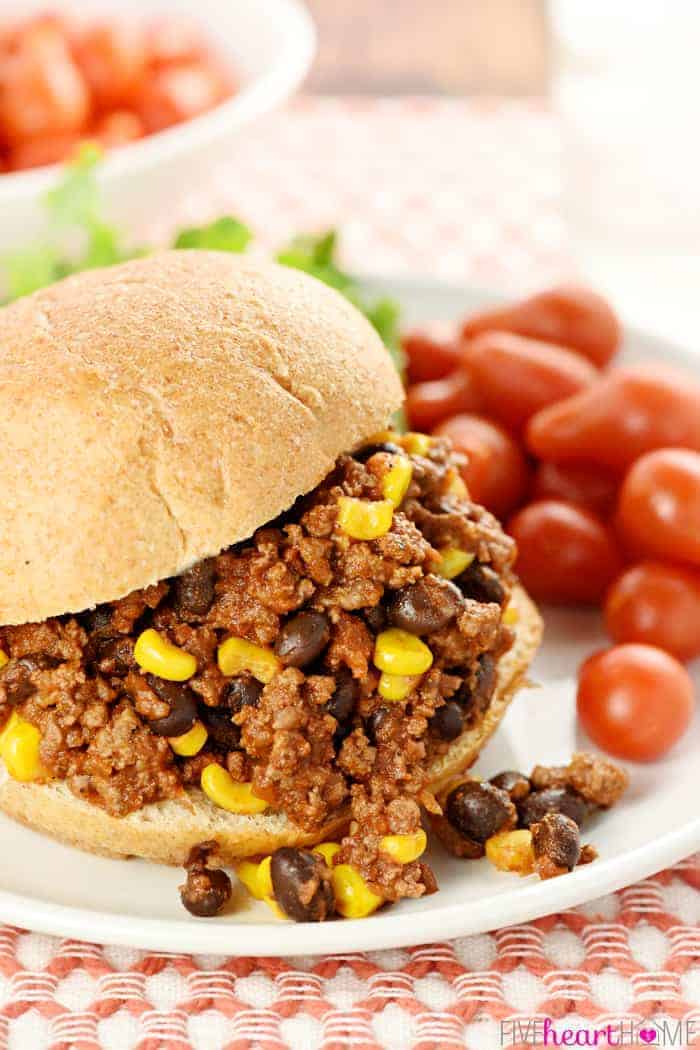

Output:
xmin=461 ymin=285 xmax=621 ymax=368
xmin=616 ymin=448 xmax=700 ymax=566
xmin=94 ymin=109 xmax=143 ymax=147
xmin=532 ymin=461 xmax=618 ymax=518
xmin=146 ymin=17 xmax=207 ymax=67
xmin=71 ymin=22 xmax=148 ymax=110
xmin=8 ymin=132 xmax=81 ymax=170
xmin=402 ymin=323 xmax=463 ymax=384
xmin=464 ymin=331 xmax=598 ymax=432
xmin=0 ymin=22 xmax=89 ymax=144
xmin=604 ymin=561 xmax=700 ymax=661
xmin=137 ymin=63 xmax=227 ymax=132
xmin=527 ymin=365 xmax=700 ymax=473
xmin=405 ymin=369 xmax=479 ymax=432
xmin=577 ymin=644 xmax=694 ymax=761
xmin=434 ymin=414 xmax=530 ymax=520
xmin=507 ymin=500 xmax=621 ymax=604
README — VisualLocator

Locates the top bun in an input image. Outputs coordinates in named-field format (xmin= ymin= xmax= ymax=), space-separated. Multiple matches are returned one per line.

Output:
xmin=0 ymin=251 xmax=403 ymax=625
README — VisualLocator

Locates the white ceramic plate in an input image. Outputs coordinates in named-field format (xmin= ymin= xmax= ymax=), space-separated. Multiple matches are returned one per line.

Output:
xmin=0 ymin=277 xmax=698 ymax=955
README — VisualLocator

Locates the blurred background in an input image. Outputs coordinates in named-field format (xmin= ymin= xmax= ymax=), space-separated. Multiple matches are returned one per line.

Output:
xmin=1 ymin=0 xmax=699 ymax=343
xmin=304 ymin=0 xmax=548 ymax=95
xmin=300 ymin=0 xmax=699 ymax=344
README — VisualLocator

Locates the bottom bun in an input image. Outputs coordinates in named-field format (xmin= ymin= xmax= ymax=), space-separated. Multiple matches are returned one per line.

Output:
xmin=0 ymin=585 xmax=542 ymax=866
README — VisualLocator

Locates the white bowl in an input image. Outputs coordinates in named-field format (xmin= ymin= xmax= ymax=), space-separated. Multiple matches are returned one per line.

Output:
xmin=0 ymin=0 xmax=315 ymax=247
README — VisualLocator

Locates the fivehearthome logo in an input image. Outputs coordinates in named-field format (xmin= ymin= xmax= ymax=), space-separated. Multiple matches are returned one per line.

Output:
xmin=500 ymin=1017 xmax=698 ymax=1046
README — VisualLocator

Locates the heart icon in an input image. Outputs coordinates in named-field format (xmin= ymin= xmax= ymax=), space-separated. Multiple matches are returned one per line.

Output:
xmin=639 ymin=1029 xmax=657 ymax=1044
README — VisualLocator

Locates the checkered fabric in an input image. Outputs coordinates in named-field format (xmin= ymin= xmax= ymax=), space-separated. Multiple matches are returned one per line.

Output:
xmin=0 ymin=99 xmax=697 ymax=1049
xmin=147 ymin=96 xmax=567 ymax=292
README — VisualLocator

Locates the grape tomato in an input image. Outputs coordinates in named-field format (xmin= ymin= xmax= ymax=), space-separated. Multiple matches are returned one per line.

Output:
xmin=616 ymin=448 xmax=700 ymax=566
xmin=405 ymin=369 xmax=479 ymax=432
xmin=604 ymin=561 xmax=700 ymax=661
xmin=532 ymin=461 xmax=618 ymax=518
xmin=527 ymin=365 xmax=700 ymax=472
xmin=507 ymin=500 xmax=620 ymax=604
xmin=434 ymin=414 xmax=530 ymax=520
xmin=401 ymin=323 xmax=463 ymax=384
xmin=577 ymin=644 xmax=694 ymax=761
xmin=464 ymin=330 xmax=598 ymax=432
xmin=461 ymin=285 xmax=621 ymax=368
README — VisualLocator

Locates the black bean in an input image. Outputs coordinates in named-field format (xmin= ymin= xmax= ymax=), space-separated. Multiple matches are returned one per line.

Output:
xmin=89 ymin=636 xmax=135 ymax=677
xmin=446 ymin=781 xmax=514 ymax=842
xmin=326 ymin=668 xmax=358 ymax=723
xmin=179 ymin=852 xmax=231 ymax=917
xmin=173 ymin=559 xmax=216 ymax=618
xmin=387 ymin=576 xmax=461 ymax=635
xmin=518 ymin=787 xmax=588 ymax=829
xmin=364 ymin=604 xmax=387 ymax=634
xmin=147 ymin=676 xmax=198 ymax=736
xmin=223 ymin=676 xmax=263 ymax=714
xmin=78 ymin=604 xmax=113 ymax=635
xmin=490 ymin=770 xmax=531 ymax=803
xmin=0 ymin=653 xmax=62 ymax=706
xmin=430 ymin=701 xmax=463 ymax=740
xmin=457 ymin=561 xmax=505 ymax=605
xmin=270 ymin=847 xmax=335 ymax=922
xmin=453 ymin=652 xmax=497 ymax=720
xmin=532 ymin=812 xmax=581 ymax=872
xmin=365 ymin=706 xmax=390 ymax=745
xmin=354 ymin=441 xmax=403 ymax=462
xmin=200 ymin=706 xmax=241 ymax=750
xmin=275 ymin=612 xmax=330 ymax=668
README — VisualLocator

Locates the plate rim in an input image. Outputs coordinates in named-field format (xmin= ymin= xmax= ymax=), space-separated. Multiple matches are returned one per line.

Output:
xmin=0 ymin=812 xmax=697 ymax=955
xmin=1 ymin=274 xmax=698 ymax=955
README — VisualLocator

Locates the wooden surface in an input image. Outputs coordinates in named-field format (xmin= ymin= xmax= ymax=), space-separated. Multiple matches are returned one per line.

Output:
xmin=304 ymin=0 xmax=549 ymax=95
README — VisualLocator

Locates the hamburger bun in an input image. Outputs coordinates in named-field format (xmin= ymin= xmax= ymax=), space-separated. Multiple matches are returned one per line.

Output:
xmin=0 ymin=251 xmax=403 ymax=626
xmin=0 ymin=584 xmax=541 ymax=864
xmin=0 ymin=250 xmax=543 ymax=869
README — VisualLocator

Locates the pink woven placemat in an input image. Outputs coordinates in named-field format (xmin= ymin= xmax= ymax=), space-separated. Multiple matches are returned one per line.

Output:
xmin=1 ymin=99 xmax=697 ymax=1049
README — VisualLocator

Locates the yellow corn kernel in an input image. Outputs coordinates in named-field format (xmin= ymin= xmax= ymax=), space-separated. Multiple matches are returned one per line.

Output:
xmin=313 ymin=842 xmax=341 ymax=866
xmin=0 ymin=650 xmax=8 ymax=670
xmin=264 ymin=896 xmax=288 ymax=919
xmin=485 ymin=829 xmax=535 ymax=875
xmin=436 ymin=547 xmax=474 ymax=580
xmin=1 ymin=713 xmax=46 ymax=782
xmin=446 ymin=474 xmax=468 ymax=499
xmin=502 ymin=602 xmax=519 ymax=626
xmin=217 ymin=637 xmax=280 ymax=683
xmin=366 ymin=429 xmax=395 ymax=444
xmin=403 ymin=432 xmax=432 ymax=457
xmin=134 ymin=628 xmax=196 ymax=682
xmin=337 ymin=497 xmax=394 ymax=540
xmin=381 ymin=457 xmax=413 ymax=507
xmin=0 ymin=709 xmax=18 ymax=749
xmin=380 ymin=829 xmax=427 ymax=864
xmin=378 ymin=671 xmax=419 ymax=702
xmin=169 ymin=720 xmax=208 ymax=757
xmin=374 ymin=629 xmax=433 ymax=676
xmin=236 ymin=855 xmax=274 ymax=900
xmin=201 ymin=764 xmax=268 ymax=814
xmin=332 ymin=864 xmax=383 ymax=919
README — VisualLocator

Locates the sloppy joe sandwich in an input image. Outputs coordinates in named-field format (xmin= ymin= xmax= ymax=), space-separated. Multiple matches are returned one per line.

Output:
xmin=0 ymin=251 xmax=542 ymax=910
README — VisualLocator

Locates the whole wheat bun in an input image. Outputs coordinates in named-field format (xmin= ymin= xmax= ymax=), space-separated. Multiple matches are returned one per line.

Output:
xmin=0 ymin=251 xmax=403 ymax=626
xmin=0 ymin=585 xmax=542 ymax=864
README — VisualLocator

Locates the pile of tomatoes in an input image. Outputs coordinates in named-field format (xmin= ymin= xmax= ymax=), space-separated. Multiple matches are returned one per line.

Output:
xmin=0 ymin=13 xmax=234 ymax=172
xmin=403 ymin=286 xmax=699 ymax=763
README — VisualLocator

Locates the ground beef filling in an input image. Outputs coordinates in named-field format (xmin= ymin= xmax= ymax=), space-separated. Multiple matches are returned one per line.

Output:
xmin=0 ymin=437 xmax=516 ymax=900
